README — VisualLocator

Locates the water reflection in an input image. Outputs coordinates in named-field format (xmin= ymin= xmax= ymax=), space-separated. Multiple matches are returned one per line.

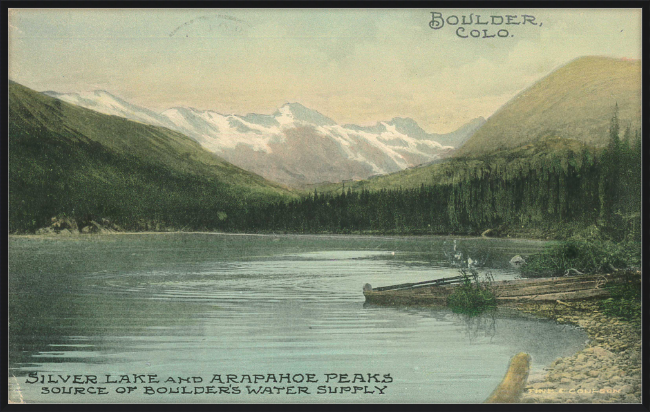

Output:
xmin=9 ymin=234 xmax=584 ymax=403
xmin=459 ymin=312 xmax=497 ymax=344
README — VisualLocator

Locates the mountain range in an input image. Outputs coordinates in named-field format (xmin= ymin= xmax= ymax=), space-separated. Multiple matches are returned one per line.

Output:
xmin=9 ymin=55 xmax=642 ymax=235
xmin=318 ymin=56 xmax=642 ymax=193
xmin=43 ymin=90 xmax=485 ymax=187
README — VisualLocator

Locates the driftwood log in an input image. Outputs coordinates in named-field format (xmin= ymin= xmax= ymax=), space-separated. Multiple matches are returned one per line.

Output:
xmin=485 ymin=353 xmax=531 ymax=403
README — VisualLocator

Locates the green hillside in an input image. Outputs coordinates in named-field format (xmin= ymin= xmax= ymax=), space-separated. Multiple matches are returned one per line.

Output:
xmin=455 ymin=56 xmax=641 ymax=157
xmin=317 ymin=137 xmax=590 ymax=194
xmin=250 ymin=134 xmax=640 ymax=241
xmin=263 ymin=55 xmax=643 ymax=241
xmin=9 ymin=81 xmax=296 ymax=233
xmin=316 ymin=56 xmax=641 ymax=195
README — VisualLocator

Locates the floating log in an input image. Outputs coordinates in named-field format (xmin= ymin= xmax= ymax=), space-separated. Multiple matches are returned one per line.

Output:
xmin=364 ymin=274 xmax=612 ymax=306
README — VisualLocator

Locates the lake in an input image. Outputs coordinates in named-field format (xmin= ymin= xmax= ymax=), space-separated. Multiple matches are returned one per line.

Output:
xmin=8 ymin=233 xmax=587 ymax=403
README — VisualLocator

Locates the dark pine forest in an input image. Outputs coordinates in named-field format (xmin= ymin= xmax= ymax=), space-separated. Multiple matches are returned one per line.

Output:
xmin=230 ymin=112 xmax=641 ymax=242
xmin=10 ymin=87 xmax=642 ymax=243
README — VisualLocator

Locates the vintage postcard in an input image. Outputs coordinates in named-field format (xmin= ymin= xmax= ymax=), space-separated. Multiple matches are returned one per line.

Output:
xmin=7 ymin=7 xmax=643 ymax=404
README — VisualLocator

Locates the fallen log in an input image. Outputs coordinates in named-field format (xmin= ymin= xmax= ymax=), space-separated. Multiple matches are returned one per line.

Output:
xmin=485 ymin=353 xmax=531 ymax=403
xmin=364 ymin=274 xmax=612 ymax=306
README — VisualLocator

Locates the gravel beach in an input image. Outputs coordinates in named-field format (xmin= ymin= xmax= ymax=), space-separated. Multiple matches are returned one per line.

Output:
xmin=515 ymin=299 xmax=641 ymax=404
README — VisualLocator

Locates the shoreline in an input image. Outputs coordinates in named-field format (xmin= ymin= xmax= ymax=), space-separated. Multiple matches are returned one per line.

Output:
xmin=513 ymin=298 xmax=642 ymax=403
xmin=8 ymin=230 xmax=550 ymax=244
xmin=10 ymin=229 xmax=640 ymax=403
xmin=363 ymin=270 xmax=642 ymax=404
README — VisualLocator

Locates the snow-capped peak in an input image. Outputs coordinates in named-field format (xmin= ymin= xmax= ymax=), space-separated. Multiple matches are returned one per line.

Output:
xmin=43 ymin=89 xmax=484 ymax=186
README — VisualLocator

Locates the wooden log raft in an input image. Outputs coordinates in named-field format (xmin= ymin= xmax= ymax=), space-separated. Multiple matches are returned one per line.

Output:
xmin=363 ymin=273 xmax=611 ymax=306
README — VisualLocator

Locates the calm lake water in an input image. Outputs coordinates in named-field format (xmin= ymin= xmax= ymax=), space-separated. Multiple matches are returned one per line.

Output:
xmin=8 ymin=233 xmax=587 ymax=403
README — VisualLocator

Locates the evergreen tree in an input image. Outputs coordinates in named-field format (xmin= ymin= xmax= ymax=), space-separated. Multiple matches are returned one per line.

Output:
xmin=599 ymin=104 xmax=622 ymax=236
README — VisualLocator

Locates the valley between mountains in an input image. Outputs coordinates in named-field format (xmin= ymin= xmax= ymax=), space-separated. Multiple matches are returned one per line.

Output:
xmin=9 ymin=56 xmax=641 ymax=241
xmin=44 ymin=89 xmax=485 ymax=187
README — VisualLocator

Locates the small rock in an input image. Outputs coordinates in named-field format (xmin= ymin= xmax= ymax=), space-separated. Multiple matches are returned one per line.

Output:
xmin=572 ymin=373 xmax=587 ymax=381
xmin=583 ymin=378 xmax=597 ymax=386
xmin=619 ymin=385 xmax=634 ymax=394
xmin=530 ymin=382 xmax=556 ymax=390
xmin=585 ymin=346 xmax=614 ymax=359
xmin=624 ymin=394 xmax=639 ymax=403
xmin=510 ymin=255 xmax=526 ymax=268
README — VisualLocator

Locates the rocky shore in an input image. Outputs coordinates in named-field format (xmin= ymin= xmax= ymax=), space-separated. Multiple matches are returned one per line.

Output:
xmin=514 ymin=299 xmax=641 ymax=403
xmin=34 ymin=216 xmax=122 ymax=235
xmin=31 ymin=216 xmax=180 ymax=235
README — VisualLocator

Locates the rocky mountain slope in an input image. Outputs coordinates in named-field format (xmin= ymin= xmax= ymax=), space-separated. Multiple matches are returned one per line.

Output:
xmin=44 ymin=90 xmax=485 ymax=186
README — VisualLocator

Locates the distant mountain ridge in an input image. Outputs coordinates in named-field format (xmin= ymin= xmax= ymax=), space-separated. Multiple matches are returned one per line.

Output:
xmin=43 ymin=90 xmax=485 ymax=186
xmin=455 ymin=56 xmax=641 ymax=157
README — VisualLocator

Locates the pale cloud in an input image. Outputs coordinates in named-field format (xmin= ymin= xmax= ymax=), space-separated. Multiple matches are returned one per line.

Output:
xmin=8 ymin=8 xmax=642 ymax=134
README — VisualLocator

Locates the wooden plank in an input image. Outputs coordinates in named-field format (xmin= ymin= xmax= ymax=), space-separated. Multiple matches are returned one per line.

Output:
xmin=493 ymin=281 xmax=602 ymax=297
xmin=490 ymin=274 xmax=607 ymax=288
xmin=407 ymin=278 xmax=465 ymax=289
xmin=496 ymin=288 xmax=609 ymax=302
xmin=372 ymin=275 xmax=465 ymax=291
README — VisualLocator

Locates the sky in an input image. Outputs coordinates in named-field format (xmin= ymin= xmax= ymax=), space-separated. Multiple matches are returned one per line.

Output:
xmin=8 ymin=8 xmax=643 ymax=133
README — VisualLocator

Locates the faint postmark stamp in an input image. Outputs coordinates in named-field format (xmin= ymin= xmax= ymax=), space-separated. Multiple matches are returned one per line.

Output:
xmin=170 ymin=14 xmax=251 ymax=37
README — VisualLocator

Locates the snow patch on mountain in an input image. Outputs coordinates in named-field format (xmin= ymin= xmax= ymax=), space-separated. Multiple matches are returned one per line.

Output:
xmin=43 ymin=89 xmax=485 ymax=186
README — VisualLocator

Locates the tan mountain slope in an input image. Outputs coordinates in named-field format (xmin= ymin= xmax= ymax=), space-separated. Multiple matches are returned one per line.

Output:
xmin=455 ymin=56 xmax=641 ymax=157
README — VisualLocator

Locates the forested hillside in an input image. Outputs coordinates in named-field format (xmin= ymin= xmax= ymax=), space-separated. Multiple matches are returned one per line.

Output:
xmin=236 ymin=111 xmax=640 ymax=241
xmin=9 ymin=79 xmax=641 ymax=242
xmin=9 ymin=81 xmax=295 ymax=233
